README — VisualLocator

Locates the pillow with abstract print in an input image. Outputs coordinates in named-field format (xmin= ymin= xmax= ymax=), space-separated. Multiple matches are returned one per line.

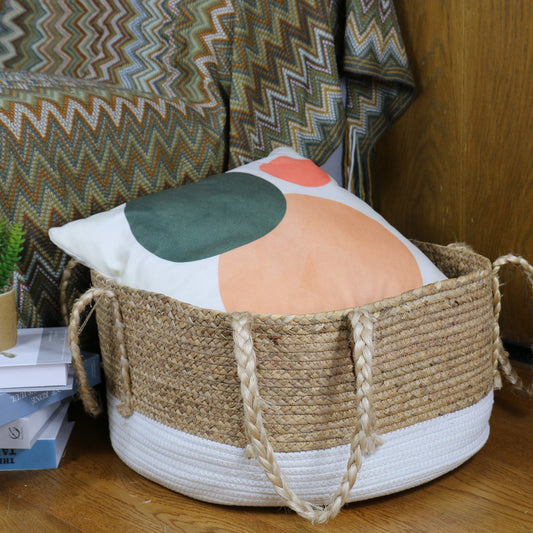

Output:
xmin=49 ymin=147 xmax=446 ymax=315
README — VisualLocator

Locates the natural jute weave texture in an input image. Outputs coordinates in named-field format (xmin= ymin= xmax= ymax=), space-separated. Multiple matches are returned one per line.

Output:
xmin=70 ymin=242 xmax=497 ymax=451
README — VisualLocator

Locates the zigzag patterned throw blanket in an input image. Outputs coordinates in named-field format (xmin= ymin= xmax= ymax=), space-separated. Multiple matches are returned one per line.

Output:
xmin=0 ymin=0 xmax=414 ymax=327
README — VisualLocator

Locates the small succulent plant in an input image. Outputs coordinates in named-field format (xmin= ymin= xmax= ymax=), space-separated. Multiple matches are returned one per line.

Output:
xmin=0 ymin=219 xmax=25 ymax=292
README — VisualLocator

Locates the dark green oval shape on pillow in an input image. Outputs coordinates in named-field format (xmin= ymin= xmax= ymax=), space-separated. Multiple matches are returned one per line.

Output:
xmin=124 ymin=172 xmax=286 ymax=262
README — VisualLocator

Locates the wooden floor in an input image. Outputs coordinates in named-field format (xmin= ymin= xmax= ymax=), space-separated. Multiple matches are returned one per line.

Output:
xmin=1 ymin=366 xmax=531 ymax=533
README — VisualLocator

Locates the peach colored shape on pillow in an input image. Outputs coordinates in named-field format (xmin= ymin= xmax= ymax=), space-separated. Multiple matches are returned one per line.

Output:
xmin=219 ymin=194 xmax=423 ymax=315
xmin=260 ymin=156 xmax=332 ymax=186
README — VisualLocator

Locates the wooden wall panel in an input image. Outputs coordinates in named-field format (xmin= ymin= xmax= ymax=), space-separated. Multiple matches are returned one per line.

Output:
xmin=373 ymin=0 xmax=465 ymax=244
xmin=372 ymin=0 xmax=533 ymax=344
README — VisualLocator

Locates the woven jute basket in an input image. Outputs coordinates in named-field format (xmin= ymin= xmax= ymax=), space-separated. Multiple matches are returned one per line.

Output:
xmin=66 ymin=242 xmax=532 ymax=524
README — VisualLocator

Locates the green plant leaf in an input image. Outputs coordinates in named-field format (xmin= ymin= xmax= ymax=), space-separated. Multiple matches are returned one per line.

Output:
xmin=0 ymin=220 xmax=26 ymax=289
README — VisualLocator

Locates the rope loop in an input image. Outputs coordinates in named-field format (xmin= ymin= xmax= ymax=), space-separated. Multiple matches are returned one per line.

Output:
xmin=231 ymin=309 xmax=380 ymax=524
xmin=492 ymin=254 xmax=533 ymax=397
xmin=68 ymin=286 xmax=133 ymax=416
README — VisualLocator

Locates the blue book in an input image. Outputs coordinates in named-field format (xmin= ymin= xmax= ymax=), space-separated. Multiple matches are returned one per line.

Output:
xmin=0 ymin=350 xmax=101 ymax=426
xmin=0 ymin=402 xmax=74 ymax=470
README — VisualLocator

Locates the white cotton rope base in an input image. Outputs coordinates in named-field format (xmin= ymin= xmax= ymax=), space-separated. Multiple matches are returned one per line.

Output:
xmin=106 ymin=390 xmax=493 ymax=507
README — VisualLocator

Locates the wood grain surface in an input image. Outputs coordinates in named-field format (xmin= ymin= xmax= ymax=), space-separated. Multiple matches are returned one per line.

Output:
xmin=372 ymin=0 xmax=533 ymax=345
xmin=0 ymin=367 xmax=531 ymax=533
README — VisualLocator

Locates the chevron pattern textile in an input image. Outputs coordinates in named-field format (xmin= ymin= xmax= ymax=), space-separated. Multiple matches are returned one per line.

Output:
xmin=0 ymin=0 xmax=414 ymax=327
xmin=0 ymin=72 xmax=225 ymax=327
xmin=220 ymin=0 xmax=416 ymax=197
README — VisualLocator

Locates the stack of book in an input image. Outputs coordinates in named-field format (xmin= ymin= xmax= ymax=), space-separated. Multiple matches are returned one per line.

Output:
xmin=0 ymin=327 xmax=101 ymax=471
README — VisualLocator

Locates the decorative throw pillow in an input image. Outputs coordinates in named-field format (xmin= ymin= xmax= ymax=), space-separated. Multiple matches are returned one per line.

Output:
xmin=49 ymin=147 xmax=446 ymax=315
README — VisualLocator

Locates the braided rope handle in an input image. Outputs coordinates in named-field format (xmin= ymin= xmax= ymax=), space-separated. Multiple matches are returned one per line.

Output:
xmin=231 ymin=309 xmax=382 ymax=524
xmin=492 ymin=254 xmax=533 ymax=397
xmin=68 ymin=287 xmax=134 ymax=417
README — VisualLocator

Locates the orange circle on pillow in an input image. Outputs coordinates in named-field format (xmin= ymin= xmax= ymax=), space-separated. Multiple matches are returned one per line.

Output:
xmin=219 ymin=194 xmax=422 ymax=315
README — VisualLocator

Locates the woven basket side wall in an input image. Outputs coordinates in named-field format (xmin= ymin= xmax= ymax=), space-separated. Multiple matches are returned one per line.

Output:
xmin=92 ymin=243 xmax=495 ymax=453
xmin=372 ymin=272 xmax=494 ymax=434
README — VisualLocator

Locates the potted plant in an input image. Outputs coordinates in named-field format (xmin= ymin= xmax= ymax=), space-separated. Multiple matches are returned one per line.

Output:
xmin=0 ymin=219 xmax=25 ymax=351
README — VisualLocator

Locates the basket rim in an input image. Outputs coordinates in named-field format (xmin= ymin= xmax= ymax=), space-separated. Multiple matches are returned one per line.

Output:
xmin=89 ymin=241 xmax=492 ymax=324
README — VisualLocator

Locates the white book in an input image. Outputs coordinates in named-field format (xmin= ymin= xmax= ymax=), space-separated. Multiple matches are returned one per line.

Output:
xmin=0 ymin=350 xmax=101 ymax=426
xmin=0 ymin=401 xmax=63 ymax=449
xmin=0 ymin=327 xmax=71 ymax=390
xmin=4 ymin=374 xmax=75 ymax=393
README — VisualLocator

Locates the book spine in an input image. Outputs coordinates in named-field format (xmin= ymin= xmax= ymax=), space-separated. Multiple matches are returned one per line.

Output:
xmin=0 ymin=352 xmax=101 ymax=425
xmin=0 ymin=419 xmax=74 ymax=470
